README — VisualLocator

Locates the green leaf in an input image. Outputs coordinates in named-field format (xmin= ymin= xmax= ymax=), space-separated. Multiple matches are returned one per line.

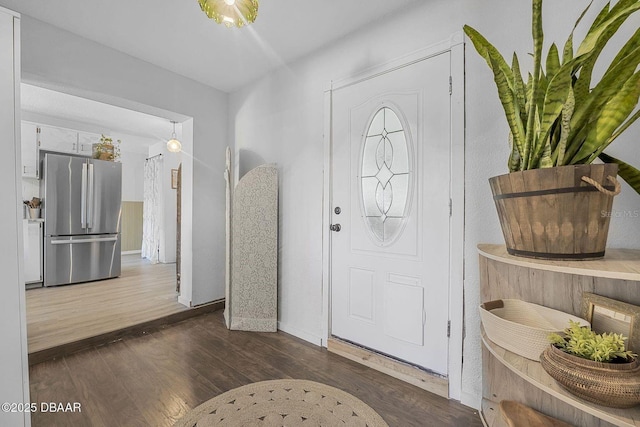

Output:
xmin=571 ymin=71 xmax=640 ymax=163
xmin=562 ymin=32 xmax=574 ymax=64
xmin=525 ymin=73 xmax=533 ymax=110
xmin=463 ymin=25 xmax=515 ymax=91
xmin=554 ymin=87 xmax=575 ymax=166
xmin=574 ymin=1 xmax=640 ymax=102
xmin=512 ymin=53 xmax=527 ymax=122
xmin=562 ymin=0 xmax=593 ymax=64
xmin=488 ymin=54 xmax=526 ymax=160
xmin=575 ymin=0 xmax=640 ymax=104
xmin=546 ymin=43 xmax=560 ymax=78
xmin=524 ymin=0 xmax=544 ymax=168
xmin=606 ymin=27 xmax=640 ymax=75
xmin=599 ymin=153 xmax=640 ymax=195
xmin=566 ymin=45 xmax=640 ymax=160
xmin=508 ymin=131 xmax=521 ymax=172
xmin=539 ymin=141 xmax=553 ymax=168
xmin=608 ymin=109 xmax=640 ymax=146
xmin=529 ymin=63 xmax=573 ymax=167
xmin=576 ymin=2 xmax=640 ymax=57
xmin=586 ymin=0 xmax=610 ymax=34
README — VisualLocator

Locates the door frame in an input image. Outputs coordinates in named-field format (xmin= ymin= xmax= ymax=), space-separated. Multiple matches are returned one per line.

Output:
xmin=322 ymin=32 xmax=465 ymax=400
xmin=17 ymin=78 xmax=195 ymax=306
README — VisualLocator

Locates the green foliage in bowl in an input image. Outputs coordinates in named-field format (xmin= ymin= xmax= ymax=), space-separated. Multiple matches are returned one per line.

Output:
xmin=549 ymin=320 xmax=637 ymax=362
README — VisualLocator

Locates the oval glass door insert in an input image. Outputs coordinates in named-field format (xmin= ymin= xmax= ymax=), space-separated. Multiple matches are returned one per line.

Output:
xmin=361 ymin=107 xmax=411 ymax=243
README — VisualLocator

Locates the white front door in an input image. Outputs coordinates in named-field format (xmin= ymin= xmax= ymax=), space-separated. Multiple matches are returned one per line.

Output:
xmin=330 ymin=52 xmax=451 ymax=375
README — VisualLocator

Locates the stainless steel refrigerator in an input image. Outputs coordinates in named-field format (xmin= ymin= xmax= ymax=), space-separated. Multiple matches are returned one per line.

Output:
xmin=41 ymin=152 xmax=122 ymax=286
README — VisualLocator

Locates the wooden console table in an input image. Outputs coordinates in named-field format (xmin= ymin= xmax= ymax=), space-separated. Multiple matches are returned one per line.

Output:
xmin=478 ymin=244 xmax=640 ymax=427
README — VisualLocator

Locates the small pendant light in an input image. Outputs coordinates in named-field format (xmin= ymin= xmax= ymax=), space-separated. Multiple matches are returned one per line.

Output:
xmin=167 ymin=121 xmax=182 ymax=153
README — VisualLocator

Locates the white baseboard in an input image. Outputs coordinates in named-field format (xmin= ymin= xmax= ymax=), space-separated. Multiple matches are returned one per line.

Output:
xmin=122 ymin=250 xmax=141 ymax=255
xmin=460 ymin=390 xmax=481 ymax=410
xmin=277 ymin=321 xmax=322 ymax=346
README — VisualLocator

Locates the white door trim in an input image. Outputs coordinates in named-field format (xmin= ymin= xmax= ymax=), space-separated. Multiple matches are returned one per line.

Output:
xmin=322 ymin=32 xmax=465 ymax=401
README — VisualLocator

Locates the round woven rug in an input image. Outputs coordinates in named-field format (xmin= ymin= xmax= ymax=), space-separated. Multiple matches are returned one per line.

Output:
xmin=174 ymin=379 xmax=389 ymax=427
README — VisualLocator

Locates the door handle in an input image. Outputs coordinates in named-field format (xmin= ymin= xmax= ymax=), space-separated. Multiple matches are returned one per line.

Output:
xmin=87 ymin=163 xmax=94 ymax=229
xmin=81 ymin=163 xmax=87 ymax=228
xmin=51 ymin=236 xmax=118 ymax=244
xmin=330 ymin=224 xmax=341 ymax=232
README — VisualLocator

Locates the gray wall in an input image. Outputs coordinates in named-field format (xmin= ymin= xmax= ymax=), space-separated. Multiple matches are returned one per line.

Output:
xmin=20 ymin=16 xmax=229 ymax=305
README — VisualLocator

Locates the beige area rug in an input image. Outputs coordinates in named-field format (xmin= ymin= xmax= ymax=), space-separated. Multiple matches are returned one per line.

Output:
xmin=174 ymin=379 xmax=389 ymax=427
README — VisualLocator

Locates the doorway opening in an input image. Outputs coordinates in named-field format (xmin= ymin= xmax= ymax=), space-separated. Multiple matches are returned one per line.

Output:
xmin=18 ymin=82 xmax=196 ymax=358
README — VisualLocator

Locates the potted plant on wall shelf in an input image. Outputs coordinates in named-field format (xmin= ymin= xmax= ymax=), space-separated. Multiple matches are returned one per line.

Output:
xmin=92 ymin=134 xmax=121 ymax=162
xmin=540 ymin=320 xmax=640 ymax=408
xmin=464 ymin=0 xmax=640 ymax=260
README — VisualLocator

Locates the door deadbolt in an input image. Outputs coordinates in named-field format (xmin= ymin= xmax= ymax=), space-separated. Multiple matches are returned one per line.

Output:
xmin=334 ymin=207 xmax=341 ymax=215
xmin=330 ymin=224 xmax=341 ymax=232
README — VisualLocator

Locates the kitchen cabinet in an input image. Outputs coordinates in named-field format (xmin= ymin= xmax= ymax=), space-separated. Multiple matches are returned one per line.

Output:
xmin=23 ymin=220 xmax=43 ymax=284
xmin=20 ymin=121 xmax=38 ymax=178
xmin=77 ymin=131 xmax=101 ymax=156
xmin=38 ymin=125 xmax=96 ymax=156
xmin=38 ymin=124 xmax=79 ymax=154
xmin=23 ymin=125 xmax=101 ymax=170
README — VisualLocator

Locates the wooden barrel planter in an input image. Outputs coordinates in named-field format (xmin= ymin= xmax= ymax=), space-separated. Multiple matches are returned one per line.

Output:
xmin=489 ymin=164 xmax=620 ymax=260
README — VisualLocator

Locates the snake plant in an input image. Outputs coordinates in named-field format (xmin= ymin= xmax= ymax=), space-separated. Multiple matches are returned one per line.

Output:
xmin=464 ymin=0 xmax=640 ymax=194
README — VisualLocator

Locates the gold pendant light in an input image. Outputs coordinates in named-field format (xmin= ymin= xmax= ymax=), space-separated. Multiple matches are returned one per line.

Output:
xmin=198 ymin=0 xmax=259 ymax=28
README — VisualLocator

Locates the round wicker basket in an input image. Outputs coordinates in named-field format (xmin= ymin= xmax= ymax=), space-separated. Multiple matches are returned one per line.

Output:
xmin=540 ymin=344 xmax=640 ymax=408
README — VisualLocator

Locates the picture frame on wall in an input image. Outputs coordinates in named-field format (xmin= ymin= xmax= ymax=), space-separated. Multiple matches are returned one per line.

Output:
xmin=582 ymin=292 xmax=640 ymax=352
xmin=171 ymin=168 xmax=179 ymax=189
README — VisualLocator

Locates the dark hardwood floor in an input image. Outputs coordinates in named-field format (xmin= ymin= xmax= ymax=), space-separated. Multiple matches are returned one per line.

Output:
xmin=29 ymin=311 xmax=482 ymax=426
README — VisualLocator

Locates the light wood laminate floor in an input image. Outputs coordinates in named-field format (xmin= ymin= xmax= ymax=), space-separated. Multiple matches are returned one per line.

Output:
xmin=26 ymin=255 xmax=185 ymax=353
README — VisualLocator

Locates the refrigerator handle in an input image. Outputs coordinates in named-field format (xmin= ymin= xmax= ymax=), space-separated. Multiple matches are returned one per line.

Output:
xmin=88 ymin=163 xmax=94 ymax=229
xmin=81 ymin=162 xmax=87 ymax=228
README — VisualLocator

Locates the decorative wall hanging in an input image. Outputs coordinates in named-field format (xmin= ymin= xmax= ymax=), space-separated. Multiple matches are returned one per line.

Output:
xmin=582 ymin=292 xmax=640 ymax=352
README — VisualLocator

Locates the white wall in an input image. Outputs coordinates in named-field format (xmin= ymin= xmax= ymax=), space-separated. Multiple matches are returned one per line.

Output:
xmin=0 ymin=8 xmax=30 ymax=427
xmin=19 ymin=16 xmax=229 ymax=306
xmin=229 ymin=0 xmax=640 ymax=408
xmin=120 ymin=149 xmax=146 ymax=202
xmin=113 ymin=132 xmax=157 ymax=202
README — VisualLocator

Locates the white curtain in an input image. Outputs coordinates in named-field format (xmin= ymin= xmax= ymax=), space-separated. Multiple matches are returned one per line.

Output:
xmin=142 ymin=155 xmax=162 ymax=264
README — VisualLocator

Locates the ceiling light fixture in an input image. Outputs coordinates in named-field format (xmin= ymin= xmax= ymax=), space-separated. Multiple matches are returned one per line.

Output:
xmin=198 ymin=0 xmax=259 ymax=28
xmin=166 ymin=121 xmax=182 ymax=153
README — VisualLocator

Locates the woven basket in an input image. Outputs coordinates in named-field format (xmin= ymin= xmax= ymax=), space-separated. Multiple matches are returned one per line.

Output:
xmin=540 ymin=344 xmax=640 ymax=408
xmin=480 ymin=299 xmax=589 ymax=361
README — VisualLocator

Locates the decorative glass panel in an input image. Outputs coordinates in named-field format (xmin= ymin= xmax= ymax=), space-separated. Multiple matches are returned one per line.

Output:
xmin=367 ymin=111 xmax=385 ymax=136
xmin=386 ymin=132 xmax=409 ymax=174
xmin=362 ymin=137 xmax=382 ymax=176
xmin=361 ymin=107 xmax=411 ymax=244
xmin=361 ymin=177 xmax=380 ymax=217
